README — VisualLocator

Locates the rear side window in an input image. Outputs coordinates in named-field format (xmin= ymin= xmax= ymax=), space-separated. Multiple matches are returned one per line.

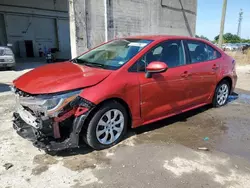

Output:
xmin=186 ymin=40 xmax=221 ymax=63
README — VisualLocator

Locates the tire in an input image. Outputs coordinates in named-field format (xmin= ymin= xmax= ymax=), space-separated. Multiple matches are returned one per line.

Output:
xmin=212 ymin=80 xmax=230 ymax=107
xmin=84 ymin=101 xmax=128 ymax=150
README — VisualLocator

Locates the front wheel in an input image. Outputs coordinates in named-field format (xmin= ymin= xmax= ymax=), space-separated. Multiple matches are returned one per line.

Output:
xmin=212 ymin=81 xmax=230 ymax=107
xmin=84 ymin=101 xmax=128 ymax=150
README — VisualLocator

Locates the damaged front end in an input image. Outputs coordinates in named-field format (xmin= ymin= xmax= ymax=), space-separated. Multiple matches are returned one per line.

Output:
xmin=12 ymin=87 xmax=95 ymax=152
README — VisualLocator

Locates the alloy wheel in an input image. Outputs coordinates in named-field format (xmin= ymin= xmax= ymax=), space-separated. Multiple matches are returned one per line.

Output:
xmin=217 ymin=83 xmax=229 ymax=106
xmin=96 ymin=109 xmax=124 ymax=145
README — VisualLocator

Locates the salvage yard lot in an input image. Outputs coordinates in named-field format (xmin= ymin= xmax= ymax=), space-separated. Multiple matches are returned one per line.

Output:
xmin=1 ymin=62 xmax=250 ymax=188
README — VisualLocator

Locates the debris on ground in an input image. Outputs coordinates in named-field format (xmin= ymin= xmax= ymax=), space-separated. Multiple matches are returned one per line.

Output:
xmin=3 ymin=163 xmax=13 ymax=170
xmin=197 ymin=147 xmax=209 ymax=151
xmin=203 ymin=137 xmax=209 ymax=141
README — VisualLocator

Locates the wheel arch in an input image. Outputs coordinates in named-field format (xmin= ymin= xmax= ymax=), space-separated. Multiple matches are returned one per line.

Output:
xmin=218 ymin=76 xmax=233 ymax=93
xmin=84 ymin=97 xmax=133 ymax=130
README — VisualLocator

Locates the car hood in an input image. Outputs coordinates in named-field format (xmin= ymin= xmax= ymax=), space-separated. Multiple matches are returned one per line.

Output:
xmin=13 ymin=62 xmax=112 ymax=94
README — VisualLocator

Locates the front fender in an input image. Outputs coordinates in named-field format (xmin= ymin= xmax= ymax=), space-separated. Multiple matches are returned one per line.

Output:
xmin=79 ymin=72 xmax=141 ymax=126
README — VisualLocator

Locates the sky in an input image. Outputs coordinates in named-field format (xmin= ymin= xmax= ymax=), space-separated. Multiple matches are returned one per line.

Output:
xmin=196 ymin=0 xmax=250 ymax=40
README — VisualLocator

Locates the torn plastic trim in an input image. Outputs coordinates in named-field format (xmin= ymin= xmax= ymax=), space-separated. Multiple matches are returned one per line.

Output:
xmin=13 ymin=96 xmax=96 ymax=152
xmin=46 ymin=113 xmax=90 ymax=152
xmin=62 ymin=96 xmax=95 ymax=117
xmin=13 ymin=111 xmax=91 ymax=152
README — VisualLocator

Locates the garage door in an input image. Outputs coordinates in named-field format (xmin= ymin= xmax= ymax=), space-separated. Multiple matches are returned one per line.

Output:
xmin=5 ymin=15 xmax=57 ymax=57
xmin=32 ymin=17 xmax=57 ymax=57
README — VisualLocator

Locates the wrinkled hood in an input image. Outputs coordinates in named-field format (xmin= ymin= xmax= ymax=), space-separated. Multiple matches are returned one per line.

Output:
xmin=13 ymin=62 xmax=112 ymax=94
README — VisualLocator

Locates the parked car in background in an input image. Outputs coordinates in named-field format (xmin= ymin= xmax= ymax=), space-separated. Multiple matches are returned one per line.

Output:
xmin=223 ymin=43 xmax=238 ymax=51
xmin=12 ymin=35 xmax=237 ymax=152
xmin=0 ymin=46 xmax=15 ymax=69
xmin=242 ymin=44 xmax=250 ymax=54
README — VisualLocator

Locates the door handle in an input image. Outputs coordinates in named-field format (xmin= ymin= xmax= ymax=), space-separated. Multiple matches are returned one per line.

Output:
xmin=181 ymin=71 xmax=191 ymax=78
xmin=212 ymin=64 xmax=219 ymax=70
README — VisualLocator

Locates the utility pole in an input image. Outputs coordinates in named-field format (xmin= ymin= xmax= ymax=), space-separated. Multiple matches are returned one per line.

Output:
xmin=218 ymin=0 xmax=227 ymax=48
xmin=104 ymin=0 xmax=108 ymax=42
xmin=237 ymin=9 xmax=243 ymax=37
xmin=69 ymin=0 xmax=77 ymax=58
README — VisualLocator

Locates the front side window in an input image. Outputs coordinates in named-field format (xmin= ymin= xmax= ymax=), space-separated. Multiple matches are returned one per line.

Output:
xmin=134 ymin=40 xmax=185 ymax=72
xmin=186 ymin=40 xmax=221 ymax=63
xmin=74 ymin=39 xmax=152 ymax=70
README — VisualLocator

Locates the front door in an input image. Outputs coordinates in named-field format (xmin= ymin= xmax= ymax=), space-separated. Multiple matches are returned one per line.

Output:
xmin=137 ymin=40 xmax=191 ymax=122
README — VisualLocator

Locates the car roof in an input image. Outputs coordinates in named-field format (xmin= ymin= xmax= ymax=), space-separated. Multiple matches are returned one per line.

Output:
xmin=124 ymin=35 xmax=203 ymax=41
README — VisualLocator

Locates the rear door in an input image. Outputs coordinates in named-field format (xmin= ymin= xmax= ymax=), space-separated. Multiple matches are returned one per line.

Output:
xmin=184 ymin=40 xmax=221 ymax=106
xmin=135 ymin=40 xmax=191 ymax=122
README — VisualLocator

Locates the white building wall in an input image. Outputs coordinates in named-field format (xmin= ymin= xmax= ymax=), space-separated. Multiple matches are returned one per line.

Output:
xmin=70 ymin=0 xmax=197 ymax=57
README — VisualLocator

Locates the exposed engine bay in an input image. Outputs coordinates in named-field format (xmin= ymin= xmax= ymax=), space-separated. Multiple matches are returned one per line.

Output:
xmin=12 ymin=87 xmax=95 ymax=152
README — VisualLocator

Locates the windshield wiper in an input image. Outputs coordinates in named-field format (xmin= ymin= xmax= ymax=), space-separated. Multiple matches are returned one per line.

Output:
xmin=84 ymin=62 xmax=105 ymax=68
xmin=74 ymin=59 xmax=105 ymax=69
xmin=72 ymin=58 xmax=78 ymax=63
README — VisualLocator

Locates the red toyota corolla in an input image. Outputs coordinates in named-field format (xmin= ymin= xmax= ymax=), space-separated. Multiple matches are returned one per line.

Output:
xmin=12 ymin=35 xmax=237 ymax=152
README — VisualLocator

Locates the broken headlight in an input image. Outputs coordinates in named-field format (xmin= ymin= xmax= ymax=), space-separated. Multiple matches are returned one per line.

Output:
xmin=19 ymin=90 xmax=82 ymax=116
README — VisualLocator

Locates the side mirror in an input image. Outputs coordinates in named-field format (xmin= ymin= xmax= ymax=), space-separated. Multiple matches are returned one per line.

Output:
xmin=145 ymin=61 xmax=168 ymax=78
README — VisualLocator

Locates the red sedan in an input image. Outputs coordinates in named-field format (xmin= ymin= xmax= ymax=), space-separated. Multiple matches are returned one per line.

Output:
xmin=12 ymin=35 xmax=237 ymax=152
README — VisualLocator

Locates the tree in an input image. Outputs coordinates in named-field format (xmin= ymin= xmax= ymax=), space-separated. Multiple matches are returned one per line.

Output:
xmin=195 ymin=35 xmax=210 ymax=41
xmin=214 ymin=33 xmax=241 ymax=43
xmin=224 ymin=33 xmax=241 ymax=43
xmin=241 ymin=39 xmax=250 ymax=43
xmin=214 ymin=35 xmax=219 ymax=41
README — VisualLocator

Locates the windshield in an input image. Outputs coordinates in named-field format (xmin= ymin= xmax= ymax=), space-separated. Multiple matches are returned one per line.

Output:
xmin=74 ymin=39 xmax=152 ymax=70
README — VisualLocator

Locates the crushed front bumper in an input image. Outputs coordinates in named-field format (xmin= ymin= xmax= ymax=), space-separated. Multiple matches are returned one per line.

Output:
xmin=13 ymin=110 xmax=89 ymax=152
xmin=12 ymin=89 xmax=95 ymax=152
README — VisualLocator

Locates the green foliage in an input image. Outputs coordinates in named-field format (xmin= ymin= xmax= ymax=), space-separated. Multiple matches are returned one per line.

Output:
xmin=214 ymin=35 xmax=219 ymax=41
xmin=214 ymin=33 xmax=249 ymax=43
xmin=241 ymin=39 xmax=250 ymax=43
xmin=195 ymin=35 xmax=210 ymax=41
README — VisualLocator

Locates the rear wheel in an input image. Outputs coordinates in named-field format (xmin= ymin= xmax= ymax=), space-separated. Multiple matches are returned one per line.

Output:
xmin=212 ymin=80 xmax=230 ymax=107
xmin=84 ymin=101 xmax=128 ymax=150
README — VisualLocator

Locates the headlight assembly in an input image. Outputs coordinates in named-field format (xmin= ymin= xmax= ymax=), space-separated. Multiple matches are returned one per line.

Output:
xmin=19 ymin=90 xmax=82 ymax=116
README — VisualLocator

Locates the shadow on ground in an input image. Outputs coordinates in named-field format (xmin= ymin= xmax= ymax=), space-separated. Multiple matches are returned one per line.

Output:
xmin=15 ymin=62 xmax=46 ymax=71
xmin=0 ymin=83 xmax=11 ymax=93
xmin=14 ymin=58 xmax=68 ymax=71
xmin=0 ymin=58 xmax=47 ymax=72
xmin=56 ymin=105 xmax=213 ymax=157
xmin=55 ymin=92 xmax=241 ymax=157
